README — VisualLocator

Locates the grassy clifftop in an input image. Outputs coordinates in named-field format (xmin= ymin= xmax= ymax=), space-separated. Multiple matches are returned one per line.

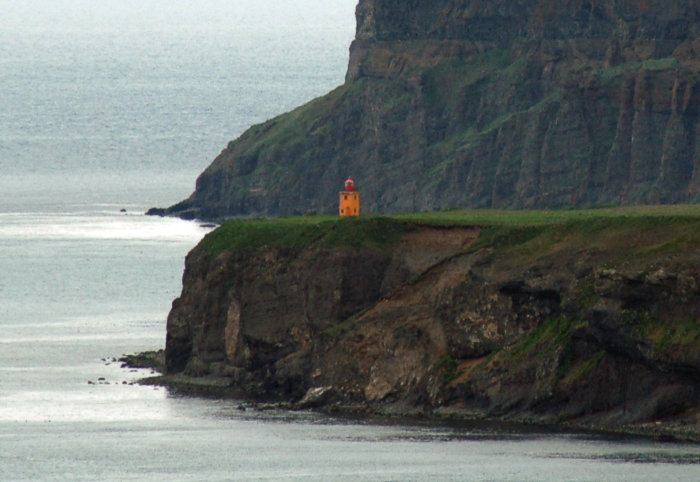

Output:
xmin=197 ymin=205 xmax=700 ymax=262
xmin=197 ymin=215 xmax=414 ymax=260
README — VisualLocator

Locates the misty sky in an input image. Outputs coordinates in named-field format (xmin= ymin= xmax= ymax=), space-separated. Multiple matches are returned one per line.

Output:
xmin=0 ymin=0 xmax=358 ymax=35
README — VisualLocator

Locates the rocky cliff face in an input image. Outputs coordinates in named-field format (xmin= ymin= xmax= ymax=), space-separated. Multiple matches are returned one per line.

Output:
xmin=163 ymin=215 xmax=700 ymax=434
xmin=156 ymin=0 xmax=700 ymax=220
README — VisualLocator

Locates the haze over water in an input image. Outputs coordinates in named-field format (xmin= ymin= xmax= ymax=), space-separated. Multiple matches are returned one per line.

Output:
xmin=1 ymin=0 xmax=353 ymax=211
xmin=1 ymin=1 xmax=699 ymax=480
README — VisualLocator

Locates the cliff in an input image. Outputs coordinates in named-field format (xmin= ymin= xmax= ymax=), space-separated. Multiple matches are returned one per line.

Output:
xmin=162 ymin=207 xmax=700 ymax=437
xmin=154 ymin=0 xmax=700 ymax=220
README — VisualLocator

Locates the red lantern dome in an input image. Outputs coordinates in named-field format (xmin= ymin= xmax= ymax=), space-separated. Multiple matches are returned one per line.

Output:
xmin=344 ymin=177 xmax=355 ymax=192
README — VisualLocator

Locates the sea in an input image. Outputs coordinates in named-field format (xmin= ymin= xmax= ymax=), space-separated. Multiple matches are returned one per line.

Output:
xmin=0 ymin=1 xmax=698 ymax=480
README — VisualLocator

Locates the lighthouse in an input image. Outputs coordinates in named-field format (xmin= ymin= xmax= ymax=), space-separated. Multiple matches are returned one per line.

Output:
xmin=339 ymin=177 xmax=360 ymax=216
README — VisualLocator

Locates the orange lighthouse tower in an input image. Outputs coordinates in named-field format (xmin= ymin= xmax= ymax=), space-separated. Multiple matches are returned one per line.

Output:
xmin=339 ymin=177 xmax=360 ymax=216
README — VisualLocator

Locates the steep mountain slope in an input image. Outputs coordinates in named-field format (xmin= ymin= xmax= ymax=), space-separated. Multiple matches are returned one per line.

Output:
xmin=158 ymin=0 xmax=700 ymax=220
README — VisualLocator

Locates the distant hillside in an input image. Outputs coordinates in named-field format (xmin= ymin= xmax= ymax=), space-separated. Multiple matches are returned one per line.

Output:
xmin=157 ymin=0 xmax=700 ymax=220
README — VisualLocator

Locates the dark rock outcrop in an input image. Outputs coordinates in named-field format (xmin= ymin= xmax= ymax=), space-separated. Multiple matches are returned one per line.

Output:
xmin=162 ymin=215 xmax=700 ymax=436
xmin=157 ymin=0 xmax=700 ymax=220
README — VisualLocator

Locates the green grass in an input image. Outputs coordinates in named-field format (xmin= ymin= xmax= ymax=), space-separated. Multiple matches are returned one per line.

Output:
xmin=507 ymin=316 xmax=586 ymax=363
xmin=323 ymin=307 xmax=371 ymax=336
xmin=654 ymin=318 xmax=700 ymax=351
xmin=196 ymin=205 xmax=700 ymax=266
xmin=566 ymin=351 xmax=606 ymax=383
xmin=197 ymin=215 xmax=416 ymax=261
xmin=641 ymin=57 xmax=680 ymax=71
xmin=434 ymin=354 xmax=459 ymax=383
xmin=482 ymin=315 xmax=599 ymax=388
xmin=198 ymin=215 xmax=332 ymax=258
xmin=596 ymin=57 xmax=680 ymax=85
xmin=623 ymin=310 xmax=700 ymax=351
xmin=420 ymin=49 xmax=513 ymax=108
xmin=403 ymin=208 xmax=700 ymax=270
xmin=236 ymin=84 xmax=351 ymax=166
xmin=393 ymin=205 xmax=700 ymax=225
xmin=418 ymin=50 xmax=563 ymax=185
xmin=487 ymin=215 xmax=699 ymax=265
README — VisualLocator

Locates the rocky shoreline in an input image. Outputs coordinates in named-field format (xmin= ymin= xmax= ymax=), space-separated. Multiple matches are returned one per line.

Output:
xmin=127 ymin=362 xmax=699 ymax=443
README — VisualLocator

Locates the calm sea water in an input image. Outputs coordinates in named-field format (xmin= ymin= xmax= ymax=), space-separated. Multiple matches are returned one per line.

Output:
xmin=1 ymin=1 xmax=699 ymax=480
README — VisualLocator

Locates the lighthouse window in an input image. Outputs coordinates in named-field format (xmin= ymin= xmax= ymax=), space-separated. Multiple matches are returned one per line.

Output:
xmin=344 ymin=195 xmax=348 ymax=200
